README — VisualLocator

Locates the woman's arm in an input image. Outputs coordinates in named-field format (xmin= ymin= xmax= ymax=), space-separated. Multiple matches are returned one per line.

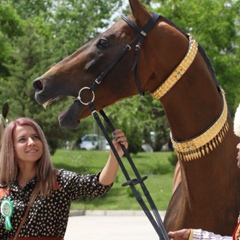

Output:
xmin=168 ymin=229 xmax=191 ymax=240
xmin=99 ymin=129 xmax=128 ymax=186
xmin=168 ymin=229 xmax=232 ymax=240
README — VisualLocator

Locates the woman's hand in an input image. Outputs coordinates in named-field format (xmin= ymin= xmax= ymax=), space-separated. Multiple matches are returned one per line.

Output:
xmin=110 ymin=129 xmax=128 ymax=158
xmin=99 ymin=129 xmax=128 ymax=186
xmin=168 ymin=229 xmax=191 ymax=240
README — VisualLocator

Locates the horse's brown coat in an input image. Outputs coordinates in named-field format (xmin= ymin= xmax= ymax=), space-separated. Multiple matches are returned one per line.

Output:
xmin=33 ymin=0 xmax=240 ymax=235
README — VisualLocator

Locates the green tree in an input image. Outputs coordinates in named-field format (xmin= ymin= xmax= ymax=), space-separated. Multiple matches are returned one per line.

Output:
xmin=0 ymin=21 xmax=77 ymax=153
xmin=0 ymin=1 xmax=126 ymax=152
xmin=101 ymin=0 xmax=240 ymax=153
xmin=1 ymin=0 xmax=239 ymax=154
xmin=150 ymin=0 xmax=240 ymax=111
xmin=0 ymin=3 xmax=23 ymax=77
xmin=105 ymin=93 xmax=167 ymax=153
xmin=7 ymin=0 xmax=53 ymax=20
xmin=52 ymin=0 xmax=123 ymax=57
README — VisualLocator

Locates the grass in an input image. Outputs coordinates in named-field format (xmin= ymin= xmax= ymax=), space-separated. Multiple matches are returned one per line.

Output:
xmin=51 ymin=149 xmax=175 ymax=211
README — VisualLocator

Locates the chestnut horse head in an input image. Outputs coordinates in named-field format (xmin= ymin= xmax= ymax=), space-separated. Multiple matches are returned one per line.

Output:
xmin=33 ymin=0 xmax=240 ymax=235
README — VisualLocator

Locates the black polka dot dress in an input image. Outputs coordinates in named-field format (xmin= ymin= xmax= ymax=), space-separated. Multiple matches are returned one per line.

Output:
xmin=0 ymin=170 xmax=112 ymax=239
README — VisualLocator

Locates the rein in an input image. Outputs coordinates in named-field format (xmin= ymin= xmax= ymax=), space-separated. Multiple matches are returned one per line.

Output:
xmin=74 ymin=13 xmax=169 ymax=239
xmin=88 ymin=102 xmax=168 ymax=240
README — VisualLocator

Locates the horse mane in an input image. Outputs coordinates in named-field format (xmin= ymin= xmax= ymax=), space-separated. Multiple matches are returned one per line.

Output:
xmin=158 ymin=15 xmax=221 ymax=93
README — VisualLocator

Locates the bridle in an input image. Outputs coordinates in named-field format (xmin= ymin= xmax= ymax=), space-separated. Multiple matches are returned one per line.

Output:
xmin=74 ymin=12 xmax=160 ymax=106
xmin=74 ymin=12 xmax=170 ymax=240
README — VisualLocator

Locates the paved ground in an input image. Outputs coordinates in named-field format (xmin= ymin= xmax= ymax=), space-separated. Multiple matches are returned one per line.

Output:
xmin=65 ymin=210 xmax=166 ymax=239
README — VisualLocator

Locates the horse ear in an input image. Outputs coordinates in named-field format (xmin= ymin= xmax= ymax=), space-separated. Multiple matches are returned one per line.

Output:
xmin=2 ymin=102 xmax=9 ymax=119
xmin=128 ymin=0 xmax=151 ymax=27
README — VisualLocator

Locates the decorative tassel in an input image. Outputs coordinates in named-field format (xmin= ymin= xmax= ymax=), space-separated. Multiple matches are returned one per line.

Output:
xmin=171 ymin=89 xmax=229 ymax=162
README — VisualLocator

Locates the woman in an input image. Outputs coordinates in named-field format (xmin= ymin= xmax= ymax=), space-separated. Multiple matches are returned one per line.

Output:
xmin=0 ymin=117 xmax=128 ymax=240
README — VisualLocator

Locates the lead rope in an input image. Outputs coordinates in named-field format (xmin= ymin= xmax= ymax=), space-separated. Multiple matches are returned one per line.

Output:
xmin=88 ymin=102 xmax=169 ymax=240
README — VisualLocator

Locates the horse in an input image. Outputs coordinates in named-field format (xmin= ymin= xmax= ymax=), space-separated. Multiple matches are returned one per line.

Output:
xmin=33 ymin=0 xmax=240 ymax=235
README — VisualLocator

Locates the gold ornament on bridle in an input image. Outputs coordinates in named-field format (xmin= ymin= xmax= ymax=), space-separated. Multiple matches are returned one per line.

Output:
xmin=151 ymin=35 xmax=229 ymax=161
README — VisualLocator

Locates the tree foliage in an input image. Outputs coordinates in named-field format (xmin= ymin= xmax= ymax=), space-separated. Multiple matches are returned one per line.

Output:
xmin=0 ymin=3 xmax=23 ymax=77
xmin=0 ymin=0 xmax=239 ymax=153
xmin=116 ymin=0 xmax=240 ymax=151
xmin=48 ymin=0 xmax=123 ymax=58
xmin=0 ymin=0 xmax=123 ymax=152
xmin=150 ymin=0 xmax=240 ymax=111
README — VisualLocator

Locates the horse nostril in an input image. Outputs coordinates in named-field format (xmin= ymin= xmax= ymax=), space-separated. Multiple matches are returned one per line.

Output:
xmin=33 ymin=79 xmax=43 ymax=91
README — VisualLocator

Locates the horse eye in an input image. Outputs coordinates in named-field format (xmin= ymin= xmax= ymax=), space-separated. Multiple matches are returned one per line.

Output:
xmin=96 ymin=39 xmax=109 ymax=49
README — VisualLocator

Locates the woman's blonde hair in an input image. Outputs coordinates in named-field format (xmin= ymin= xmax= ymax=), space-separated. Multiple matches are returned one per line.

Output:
xmin=0 ymin=117 xmax=57 ymax=198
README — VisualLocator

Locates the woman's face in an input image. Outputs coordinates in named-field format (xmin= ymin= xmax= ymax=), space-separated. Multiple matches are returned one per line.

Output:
xmin=237 ymin=143 xmax=240 ymax=168
xmin=13 ymin=125 xmax=43 ymax=165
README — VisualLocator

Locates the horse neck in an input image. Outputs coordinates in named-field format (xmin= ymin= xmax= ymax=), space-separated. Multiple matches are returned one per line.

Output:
xmin=160 ymin=56 xmax=223 ymax=142
xmin=159 ymin=56 xmax=240 ymax=197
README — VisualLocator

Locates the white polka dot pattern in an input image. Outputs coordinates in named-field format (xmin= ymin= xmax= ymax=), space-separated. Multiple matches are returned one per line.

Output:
xmin=0 ymin=169 xmax=112 ymax=239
